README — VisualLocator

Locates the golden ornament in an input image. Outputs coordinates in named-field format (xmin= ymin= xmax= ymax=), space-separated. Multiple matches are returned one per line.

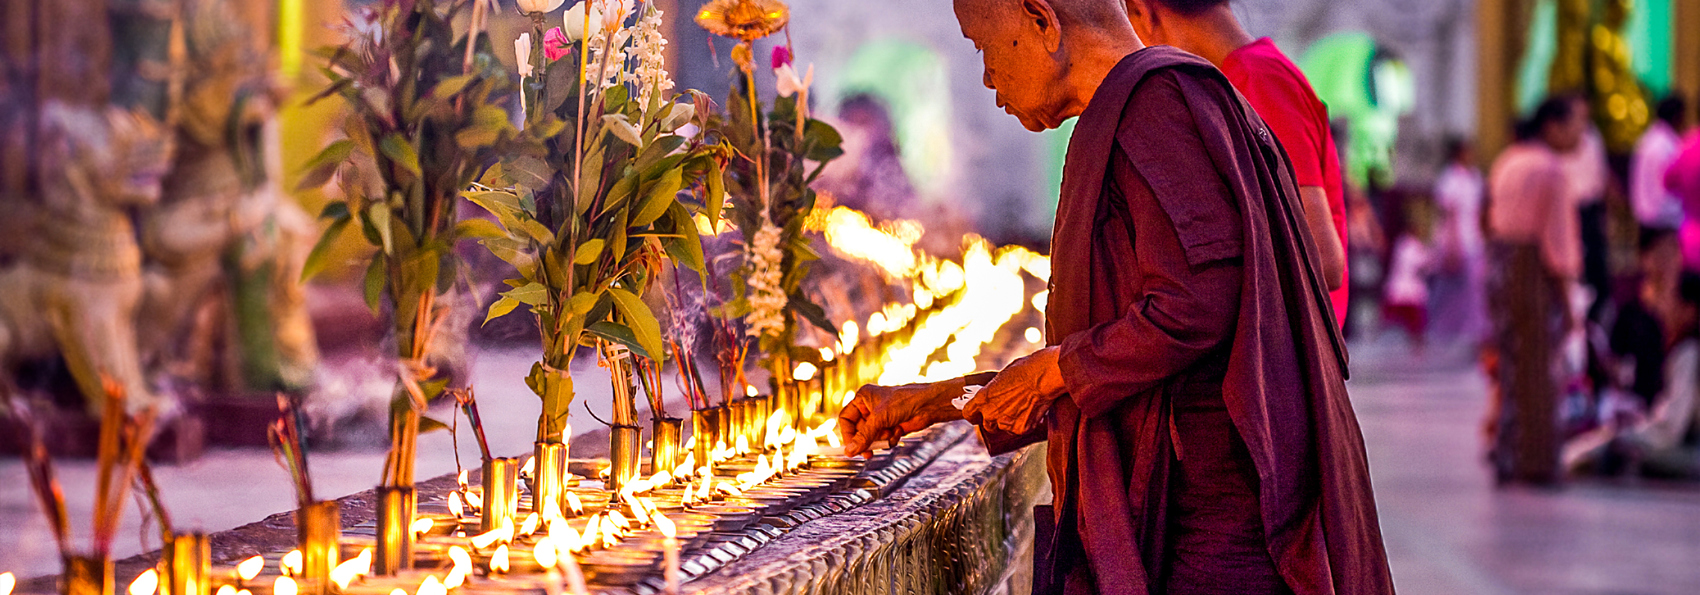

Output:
xmin=694 ymin=0 xmax=789 ymax=42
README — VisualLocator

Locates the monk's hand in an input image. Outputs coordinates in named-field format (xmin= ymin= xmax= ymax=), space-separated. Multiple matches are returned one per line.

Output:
xmin=963 ymin=347 xmax=1066 ymax=436
xmin=837 ymin=378 xmax=966 ymax=458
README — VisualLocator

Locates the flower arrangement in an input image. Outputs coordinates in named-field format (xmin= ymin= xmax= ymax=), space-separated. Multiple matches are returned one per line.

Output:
xmin=469 ymin=0 xmax=725 ymax=484
xmin=299 ymin=0 xmax=515 ymax=492
xmin=695 ymin=0 xmax=844 ymax=390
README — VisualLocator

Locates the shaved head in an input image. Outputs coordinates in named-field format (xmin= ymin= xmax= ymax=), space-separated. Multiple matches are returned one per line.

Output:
xmin=954 ymin=0 xmax=1142 ymax=130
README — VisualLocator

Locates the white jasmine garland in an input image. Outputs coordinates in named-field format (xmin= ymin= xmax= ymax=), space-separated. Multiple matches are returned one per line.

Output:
xmin=745 ymin=221 xmax=787 ymax=339
xmin=628 ymin=6 xmax=673 ymax=109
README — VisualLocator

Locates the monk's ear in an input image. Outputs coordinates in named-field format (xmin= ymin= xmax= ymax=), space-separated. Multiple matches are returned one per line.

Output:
xmin=1020 ymin=0 xmax=1063 ymax=53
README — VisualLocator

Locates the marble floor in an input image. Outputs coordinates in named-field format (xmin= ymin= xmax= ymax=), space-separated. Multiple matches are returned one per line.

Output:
xmin=4 ymin=339 xmax=1700 ymax=593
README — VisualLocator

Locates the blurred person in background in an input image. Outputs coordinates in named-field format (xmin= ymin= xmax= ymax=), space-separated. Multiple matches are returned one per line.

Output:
xmin=1431 ymin=137 xmax=1488 ymax=343
xmin=1485 ymin=94 xmax=1589 ymax=485
xmin=1561 ymin=98 xmax=1612 ymax=318
xmin=1567 ymin=270 xmax=1700 ymax=480
xmin=1630 ymin=95 xmax=1689 ymax=232
xmin=1382 ymin=197 xmax=1436 ymax=350
xmin=1122 ymin=0 xmax=1350 ymax=328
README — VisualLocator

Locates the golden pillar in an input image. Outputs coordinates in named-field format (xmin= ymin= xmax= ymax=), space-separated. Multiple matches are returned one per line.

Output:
xmin=1477 ymin=0 xmax=1537 ymax=163
xmin=1676 ymin=0 xmax=1700 ymax=115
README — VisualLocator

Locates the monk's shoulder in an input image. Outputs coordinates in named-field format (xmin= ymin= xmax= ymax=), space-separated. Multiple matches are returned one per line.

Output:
xmin=1113 ymin=68 xmax=1245 ymax=267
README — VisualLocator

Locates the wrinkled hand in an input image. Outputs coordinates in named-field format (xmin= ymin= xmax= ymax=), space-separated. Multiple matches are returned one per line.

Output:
xmin=963 ymin=347 xmax=1066 ymax=436
xmin=837 ymin=378 xmax=966 ymax=458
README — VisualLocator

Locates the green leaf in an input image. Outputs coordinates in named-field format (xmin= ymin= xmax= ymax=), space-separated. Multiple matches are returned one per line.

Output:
xmin=632 ymin=168 xmax=683 ymax=228
xmin=790 ymin=294 xmax=837 ymax=335
xmin=418 ymin=415 xmax=451 ymax=434
xmin=568 ymin=290 xmax=600 ymax=316
xmin=502 ymin=282 xmax=548 ymax=306
xmin=663 ymin=203 xmax=706 ymax=276
xmin=318 ymin=201 xmax=351 ymax=221
xmin=379 ymin=134 xmax=422 ymax=177
xmin=574 ymin=238 xmax=606 ymax=265
xmin=300 ymin=217 xmax=351 ymax=282
xmin=367 ymin=204 xmax=395 ymax=255
xmin=362 ymin=257 xmax=386 ymax=313
xmin=603 ymin=114 xmax=644 ymax=149
xmin=607 ymin=286 xmax=664 ymax=363
xmin=483 ymin=295 xmax=522 ymax=326
xmin=515 ymin=219 xmax=555 ymax=245
xmin=635 ymin=135 xmax=686 ymax=174
xmin=705 ymin=159 xmax=726 ymax=225
xmin=454 ymin=218 xmax=507 ymax=240
xmin=429 ymin=74 xmax=476 ymax=100
xmin=585 ymin=321 xmax=651 ymax=360
xmin=456 ymin=127 xmax=501 ymax=149
xmin=296 ymin=140 xmax=354 ymax=191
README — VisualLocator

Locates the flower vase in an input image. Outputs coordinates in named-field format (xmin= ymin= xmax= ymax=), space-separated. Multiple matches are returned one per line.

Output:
xmin=651 ymin=418 xmax=683 ymax=478
xmin=531 ymin=442 xmax=568 ymax=516
xmin=481 ymin=457 xmax=520 ymax=532
xmin=61 ymin=553 xmax=112 ymax=595
xmin=165 ymin=531 xmax=210 ymax=595
xmin=608 ymin=425 xmax=643 ymax=492
xmin=374 ymin=487 xmax=414 ymax=575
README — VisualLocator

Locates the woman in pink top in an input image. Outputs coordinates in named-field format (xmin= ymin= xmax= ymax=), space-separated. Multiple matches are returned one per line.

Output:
xmin=1123 ymin=0 xmax=1350 ymax=329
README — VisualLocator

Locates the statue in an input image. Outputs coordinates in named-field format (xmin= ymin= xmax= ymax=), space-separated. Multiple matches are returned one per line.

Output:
xmin=0 ymin=101 xmax=172 ymax=415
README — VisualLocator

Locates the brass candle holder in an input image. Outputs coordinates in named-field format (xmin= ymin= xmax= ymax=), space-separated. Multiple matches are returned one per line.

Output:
xmin=746 ymin=396 xmax=771 ymax=447
xmin=165 ymin=531 xmax=210 ymax=595
xmin=608 ymin=424 xmax=643 ymax=492
xmin=532 ymin=442 xmax=568 ymax=516
xmin=728 ymin=399 xmax=749 ymax=451
xmin=297 ymin=500 xmax=339 ymax=592
xmin=690 ymin=407 xmax=721 ymax=467
xmin=651 ymin=418 xmax=683 ymax=478
xmin=374 ymin=486 xmax=413 ymax=575
xmin=61 ymin=553 xmax=112 ymax=595
xmin=481 ymin=457 xmax=519 ymax=532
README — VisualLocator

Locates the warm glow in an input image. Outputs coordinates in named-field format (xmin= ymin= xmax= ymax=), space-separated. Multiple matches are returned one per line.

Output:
xmin=520 ymin=512 xmax=540 ymax=536
xmin=608 ymin=510 xmax=631 ymax=531
xmin=1031 ymin=291 xmax=1048 ymax=312
xmin=1 ymin=573 xmax=15 ymax=595
xmin=819 ymin=347 xmax=836 ymax=362
xmin=236 ymin=555 xmax=264 ymax=581
xmin=650 ymin=471 xmax=671 ymax=487
xmin=274 ymin=577 xmax=298 ymax=595
xmin=128 ymin=569 xmax=159 ymax=595
xmin=744 ymin=385 xmax=759 ymax=398
xmin=281 ymin=550 xmax=303 ymax=576
xmin=533 ymin=535 xmax=558 ymax=569
xmin=1025 ymin=327 xmax=1043 ymax=344
xmin=457 ymin=470 xmax=469 ymax=489
xmin=448 ymin=546 xmax=472 ymax=577
xmin=578 ymin=516 xmax=601 ymax=551
xmin=330 ymin=550 xmax=372 ymax=590
xmin=521 ymin=456 xmax=536 ymax=477
xmin=819 ymin=207 xmax=923 ymax=277
xmin=448 ymin=491 xmax=465 ymax=518
xmin=867 ymin=312 xmax=888 ymax=335
xmin=840 ymin=321 xmax=860 ymax=352
xmin=470 ymin=519 xmax=513 ymax=549
xmin=654 ymin=514 xmax=677 ymax=538
xmin=215 ymin=585 xmax=235 ymax=595
xmin=599 ymin=515 xmax=621 ymax=548
xmin=417 ymin=575 xmax=446 ymax=595
xmin=391 ymin=589 xmax=406 ymax=595
xmin=442 ymin=570 xmax=466 ymax=591
xmin=565 ymin=491 xmax=585 ymax=515
xmin=412 ymin=517 xmax=435 ymax=537
xmin=464 ymin=490 xmax=484 ymax=511
xmin=878 ymin=242 xmax=1040 ymax=384
xmin=490 ymin=545 xmax=510 ymax=573
xmin=792 ymin=362 xmax=818 ymax=381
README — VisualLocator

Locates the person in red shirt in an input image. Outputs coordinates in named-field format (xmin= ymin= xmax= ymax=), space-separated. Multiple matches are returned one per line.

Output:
xmin=1124 ymin=0 xmax=1350 ymax=328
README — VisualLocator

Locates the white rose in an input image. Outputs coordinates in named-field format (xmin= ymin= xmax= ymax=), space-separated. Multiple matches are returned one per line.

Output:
xmin=516 ymin=0 xmax=567 ymax=14
xmin=562 ymin=2 xmax=603 ymax=42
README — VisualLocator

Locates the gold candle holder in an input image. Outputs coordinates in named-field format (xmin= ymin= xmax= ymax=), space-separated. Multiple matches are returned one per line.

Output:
xmin=608 ymin=425 xmax=643 ymax=492
xmin=481 ymin=457 xmax=519 ymax=532
xmin=728 ymin=399 xmax=749 ymax=451
xmin=651 ymin=417 xmax=683 ymax=477
xmin=297 ymin=500 xmax=339 ymax=593
xmin=532 ymin=442 xmax=568 ymax=516
xmin=165 ymin=531 xmax=210 ymax=595
xmin=691 ymin=408 xmax=721 ymax=467
xmin=374 ymin=486 xmax=414 ymax=575
xmin=61 ymin=554 xmax=112 ymax=595
xmin=746 ymin=396 xmax=770 ymax=448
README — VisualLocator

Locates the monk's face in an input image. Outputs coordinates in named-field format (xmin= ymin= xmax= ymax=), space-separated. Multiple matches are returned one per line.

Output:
xmin=955 ymin=0 xmax=1073 ymax=131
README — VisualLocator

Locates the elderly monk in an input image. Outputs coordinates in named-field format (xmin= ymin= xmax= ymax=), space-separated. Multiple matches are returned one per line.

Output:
xmin=836 ymin=0 xmax=1394 ymax=593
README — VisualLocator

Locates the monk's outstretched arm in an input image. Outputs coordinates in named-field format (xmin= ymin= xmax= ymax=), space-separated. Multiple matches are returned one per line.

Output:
xmin=1055 ymin=152 xmax=1243 ymax=419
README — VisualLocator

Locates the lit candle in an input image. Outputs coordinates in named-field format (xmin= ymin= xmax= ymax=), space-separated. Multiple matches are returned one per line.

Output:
xmin=560 ymin=550 xmax=589 ymax=595
xmin=532 ymin=536 xmax=562 ymax=595
xmin=0 ymin=572 xmax=14 ymax=595
xmin=128 ymin=569 xmax=158 ymax=595
xmin=280 ymin=551 xmax=303 ymax=577
xmin=273 ymin=577 xmax=297 ymax=595
xmin=655 ymin=514 xmax=679 ymax=595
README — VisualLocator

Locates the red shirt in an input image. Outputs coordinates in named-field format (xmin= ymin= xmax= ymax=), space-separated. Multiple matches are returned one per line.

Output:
xmin=1220 ymin=38 xmax=1350 ymax=328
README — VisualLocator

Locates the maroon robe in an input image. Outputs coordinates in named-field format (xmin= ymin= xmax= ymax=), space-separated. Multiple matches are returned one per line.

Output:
xmin=978 ymin=47 xmax=1393 ymax=594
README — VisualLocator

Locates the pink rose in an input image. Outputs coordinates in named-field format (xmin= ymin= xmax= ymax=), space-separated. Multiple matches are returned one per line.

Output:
xmin=771 ymin=45 xmax=792 ymax=69
xmin=544 ymin=27 xmax=571 ymax=61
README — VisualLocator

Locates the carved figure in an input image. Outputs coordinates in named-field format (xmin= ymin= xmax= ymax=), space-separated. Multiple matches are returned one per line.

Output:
xmin=0 ymin=102 xmax=172 ymax=414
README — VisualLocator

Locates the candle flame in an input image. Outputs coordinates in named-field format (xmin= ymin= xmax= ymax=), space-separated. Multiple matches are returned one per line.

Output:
xmin=0 ymin=572 xmax=12 ymax=595
xmin=793 ymin=362 xmax=818 ymax=381
xmin=412 ymin=517 xmax=435 ymax=537
xmin=448 ymin=492 xmax=465 ymax=518
xmin=490 ymin=545 xmax=510 ymax=573
xmin=650 ymin=471 xmax=671 ymax=487
xmin=443 ymin=569 xmax=466 ymax=590
xmin=565 ymin=491 xmax=585 ymax=515
xmin=840 ymin=321 xmax=860 ymax=353
xmin=215 ymin=585 xmax=235 ymax=595
xmin=330 ymin=551 xmax=372 ymax=590
xmin=274 ymin=577 xmax=297 ymax=595
xmin=417 ymin=575 xmax=446 ymax=595
xmin=579 ymin=515 xmax=601 ymax=551
xmin=457 ymin=470 xmax=469 ymax=489
xmin=449 ymin=546 xmax=472 ymax=576
xmin=469 ymin=518 xmax=513 ymax=549
xmin=820 ymin=347 xmax=836 ymax=362
xmin=391 ymin=589 xmax=407 ymax=595
xmin=533 ymin=535 xmax=558 ymax=569
xmin=520 ymin=512 xmax=540 ymax=536
xmin=744 ymin=385 xmax=759 ymax=398
xmin=281 ymin=551 xmax=303 ymax=577
xmin=521 ymin=456 xmax=536 ymax=478
xmin=599 ymin=515 xmax=622 ymax=548
xmin=464 ymin=490 xmax=484 ymax=511
xmin=654 ymin=513 xmax=676 ymax=538
xmin=236 ymin=555 xmax=264 ymax=581
xmin=128 ymin=569 xmax=158 ymax=595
